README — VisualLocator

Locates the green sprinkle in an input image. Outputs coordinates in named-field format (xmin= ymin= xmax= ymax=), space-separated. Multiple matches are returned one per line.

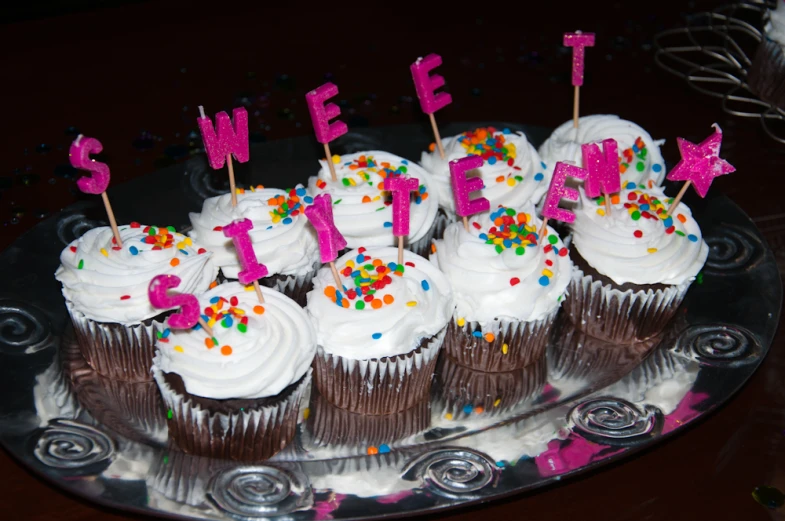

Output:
xmin=376 ymin=207 xmax=385 ymax=211
xmin=355 ymin=301 xmax=365 ymax=310
xmin=505 ymin=208 xmax=515 ymax=216
xmin=341 ymin=178 xmax=350 ymax=186
xmin=364 ymin=264 xmax=374 ymax=270
xmin=77 ymin=259 xmax=84 ymax=269
xmin=148 ymin=227 xmax=157 ymax=236
xmin=163 ymin=455 xmax=168 ymax=465
xmin=238 ymin=323 xmax=247 ymax=333
xmin=515 ymin=246 xmax=525 ymax=255
xmin=395 ymin=264 xmax=405 ymax=273
xmin=334 ymin=199 xmax=342 ymax=205
xmin=636 ymin=161 xmax=645 ymax=172
xmin=167 ymin=409 xmax=173 ymax=420
xmin=399 ymin=166 xmax=407 ymax=174
xmin=548 ymin=235 xmax=558 ymax=245
xmin=514 ymin=175 xmax=523 ymax=182
xmin=167 ymin=225 xmax=176 ymax=233
xmin=675 ymin=230 xmax=686 ymax=237
xmin=631 ymin=211 xmax=641 ymax=221
xmin=697 ymin=272 xmax=704 ymax=285
xmin=495 ymin=244 xmax=503 ymax=254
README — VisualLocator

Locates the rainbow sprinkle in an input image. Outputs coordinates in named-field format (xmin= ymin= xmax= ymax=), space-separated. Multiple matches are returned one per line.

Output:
xmin=458 ymin=127 xmax=517 ymax=164
xmin=478 ymin=207 xmax=540 ymax=255
xmin=619 ymin=137 xmax=647 ymax=175
xmin=267 ymin=187 xmax=309 ymax=225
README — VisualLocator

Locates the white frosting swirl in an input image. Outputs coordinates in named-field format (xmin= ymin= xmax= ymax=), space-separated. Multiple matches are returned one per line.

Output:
xmin=188 ymin=185 xmax=319 ymax=279
xmin=56 ymin=225 xmax=217 ymax=324
xmin=153 ymin=282 xmax=316 ymax=399
xmin=419 ymin=127 xmax=549 ymax=213
xmin=571 ymin=186 xmax=708 ymax=286
xmin=431 ymin=203 xmax=572 ymax=324
xmin=306 ymin=247 xmax=452 ymax=360
xmin=306 ymin=151 xmax=439 ymax=249
xmin=767 ymin=0 xmax=785 ymax=47
xmin=538 ymin=115 xmax=667 ymax=187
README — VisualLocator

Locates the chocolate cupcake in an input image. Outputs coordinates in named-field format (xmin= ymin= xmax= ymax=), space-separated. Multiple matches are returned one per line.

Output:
xmin=152 ymin=282 xmax=315 ymax=461
xmin=306 ymin=247 xmax=453 ymax=415
xmin=749 ymin=1 xmax=785 ymax=110
xmin=431 ymin=203 xmax=571 ymax=372
xmin=306 ymin=152 xmax=439 ymax=257
xmin=189 ymin=184 xmax=320 ymax=306
xmin=565 ymin=185 xmax=707 ymax=344
xmin=419 ymin=127 xmax=549 ymax=238
xmin=55 ymin=224 xmax=217 ymax=382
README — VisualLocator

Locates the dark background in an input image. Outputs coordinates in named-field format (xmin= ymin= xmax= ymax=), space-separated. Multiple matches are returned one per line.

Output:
xmin=2 ymin=1 xmax=785 ymax=520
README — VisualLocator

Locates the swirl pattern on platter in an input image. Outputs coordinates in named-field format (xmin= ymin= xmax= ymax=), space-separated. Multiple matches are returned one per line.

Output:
xmin=56 ymin=213 xmax=105 ymax=246
xmin=33 ymin=420 xmax=114 ymax=469
xmin=409 ymin=449 xmax=496 ymax=497
xmin=332 ymin=131 xmax=383 ymax=154
xmin=704 ymin=226 xmax=759 ymax=272
xmin=571 ymin=398 xmax=658 ymax=441
xmin=185 ymin=156 xmax=228 ymax=200
xmin=209 ymin=465 xmax=313 ymax=517
xmin=675 ymin=323 xmax=760 ymax=366
xmin=0 ymin=300 xmax=52 ymax=354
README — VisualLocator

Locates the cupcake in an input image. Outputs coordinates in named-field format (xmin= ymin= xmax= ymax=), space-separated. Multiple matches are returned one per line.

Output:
xmin=419 ymin=126 xmax=549 ymax=236
xmin=306 ymin=246 xmax=452 ymax=415
xmin=188 ymin=184 xmax=320 ymax=305
xmin=565 ymin=185 xmax=708 ymax=344
xmin=55 ymin=224 xmax=217 ymax=382
xmin=306 ymin=152 xmax=439 ymax=256
xmin=430 ymin=203 xmax=572 ymax=372
xmin=538 ymin=115 xmax=667 ymax=189
xmin=152 ymin=282 xmax=316 ymax=461
xmin=749 ymin=1 xmax=785 ymax=110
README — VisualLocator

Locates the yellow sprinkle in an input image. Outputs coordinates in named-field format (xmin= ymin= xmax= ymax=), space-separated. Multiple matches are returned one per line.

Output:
xmin=271 ymin=214 xmax=281 ymax=223
xmin=302 ymin=408 xmax=310 ymax=420
xmin=332 ymin=154 xmax=341 ymax=164
xmin=457 ymin=318 xmax=466 ymax=327
xmin=493 ymin=238 xmax=503 ymax=245
xmin=245 ymin=285 xmax=255 ymax=292
xmin=174 ymin=345 xmax=184 ymax=353
xmin=647 ymin=248 xmax=658 ymax=254
xmin=176 ymin=241 xmax=186 ymax=249
xmin=372 ymin=195 xmax=381 ymax=201
xmin=596 ymin=208 xmax=605 ymax=216
xmin=542 ymin=269 xmax=553 ymax=277
xmin=348 ymin=178 xmax=356 ymax=186
xmin=407 ymin=301 xmax=417 ymax=307
xmin=100 ymin=248 xmax=108 ymax=257
xmin=345 ymin=260 xmax=355 ymax=268
xmin=444 ymin=413 xmax=453 ymax=421
xmin=506 ymin=178 xmax=516 ymax=187
xmin=502 ymin=343 xmax=509 ymax=355
xmin=208 ymin=318 xmax=216 ymax=327
xmin=494 ymin=398 xmax=501 ymax=407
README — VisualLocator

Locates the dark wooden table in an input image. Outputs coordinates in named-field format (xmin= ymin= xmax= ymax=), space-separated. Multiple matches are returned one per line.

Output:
xmin=2 ymin=1 xmax=785 ymax=519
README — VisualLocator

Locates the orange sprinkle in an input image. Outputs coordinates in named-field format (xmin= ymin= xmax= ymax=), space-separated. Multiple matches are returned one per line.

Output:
xmin=677 ymin=214 xmax=687 ymax=223
xmin=475 ymin=406 xmax=484 ymax=414
xmin=362 ymin=195 xmax=372 ymax=203
xmin=383 ymin=294 xmax=394 ymax=305
xmin=220 ymin=345 xmax=233 ymax=356
xmin=611 ymin=194 xmax=620 ymax=204
xmin=204 ymin=337 xmax=215 ymax=349
xmin=372 ymin=258 xmax=383 ymax=267
xmin=431 ymin=243 xmax=437 ymax=254
xmin=484 ymin=333 xmax=495 ymax=343
xmin=421 ymin=192 xmax=429 ymax=201
xmin=253 ymin=305 xmax=265 ymax=315
xmin=341 ymin=299 xmax=349 ymax=308
xmin=496 ymin=175 xmax=505 ymax=183
xmin=371 ymin=299 xmax=383 ymax=309
xmin=394 ymin=271 xmax=403 ymax=277
xmin=209 ymin=280 xmax=218 ymax=289
xmin=367 ymin=446 xmax=379 ymax=455
xmin=170 ymin=258 xmax=180 ymax=267
xmin=428 ymin=143 xmax=435 ymax=152
xmin=324 ymin=286 xmax=336 ymax=298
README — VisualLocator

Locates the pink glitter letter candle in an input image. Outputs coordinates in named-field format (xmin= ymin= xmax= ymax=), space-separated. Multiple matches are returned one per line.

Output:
xmin=306 ymin=83 xmax=348 ymax=182
xmin=383 ymin=175 xmax=420 ymax=264
xmin=563 ymin=31 xmax=595 ymax=128
xmin=582 ymin=138 xmax=621 ymax=215
xmin=541 ymin=162 xmax=589 ymax=225
xmin=148 ymin=274 xmax=212 ymax=336
xmin=411 ymin=53 xmax=452 ymax=159
xmin=197 ymin=106 xmax=250 ymax=207
xmin=223 ymin=218 xmax=268 ymax=303
xmin=449 ymin=155 xmax=489 ymax=230
xmin=304 ymin=193 xmax=347 ymax=288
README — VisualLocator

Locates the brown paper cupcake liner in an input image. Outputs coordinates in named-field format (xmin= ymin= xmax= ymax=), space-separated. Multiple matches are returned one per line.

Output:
xmin=258 ymin=262 xmax=320 ymax=307
xmin=148 ymin=449 xmax=237 ymax=508
xmin=564 ymin=266 xmax=690 ymax=344
xmin=748 ymin=38 xmax=785 ymax=110
xmin=432 ymin=208 xmax=457 ymax=241
xmin=313 ymin=328 xmax=445 ymax=415
xmin=153 ymin=365 xmax=311 ymax=461
xmin=306 ymin=388 xmax=431 ymax=448
xmin=433 ymin=354 xmax=546 ymax=421
xmin=66 ymin=300 xmax=165 ymax=382
xmin=443 ymin=312 xmax=555 ymax=372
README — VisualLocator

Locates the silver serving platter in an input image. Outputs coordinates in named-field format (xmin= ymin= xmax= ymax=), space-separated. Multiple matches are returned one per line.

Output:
xmin=0 ymin=122 xmax=779 ymax=520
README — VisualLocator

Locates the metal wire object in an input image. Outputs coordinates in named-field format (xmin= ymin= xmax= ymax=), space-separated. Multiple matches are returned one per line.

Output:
xmin=654 ymin=0 xmax=785 ymax=144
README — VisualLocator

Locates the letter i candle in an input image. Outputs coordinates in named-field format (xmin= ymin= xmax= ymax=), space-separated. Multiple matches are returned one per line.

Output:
xmin=563 ymin=31 xmax=595 ymax=128
xmin=411 ymin=53 xmax=452 ymax=159
xmin=197 ymin=106 xmax=250 ymax=208
xmin=222 ymin=219 xmax=269 ymax=303
xmin=305 ymin=193 xmax=347 ymax=288
xmin=384 ymin=175 xmax=420 ymax=264
xmin=69 ymin=135 xmax=123 ymax=247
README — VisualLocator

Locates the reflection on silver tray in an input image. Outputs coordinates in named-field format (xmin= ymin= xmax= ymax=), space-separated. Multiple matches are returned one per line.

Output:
xmin=0 ymin=123 xmax=779 ymax=520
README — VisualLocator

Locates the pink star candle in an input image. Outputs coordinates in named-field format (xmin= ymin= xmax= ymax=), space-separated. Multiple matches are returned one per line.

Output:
xmin=305 ymin=193 xmax=347 ymax=288
xmin=69 ymin=134 xmax=123 ymax=247
xmin=222 ymin=218 xmax=268 ymax=303
xmin=197 ymin=106 xmax=250 ymax=207
xmin=665 ymin=124 xmax=735 ymax=216
xmin=148 ymin=274 xmax=213 ymax=337
xmin=449 ymin=155 xmax=489 ymax=230
xmin=411 ymin=54 xmax=452 ymax=159
xmin=582 ymin=138 xmax=621 ymax=215
xmin=383 ymin=175 xmax=420 ymax=264
xmin=541 ymin=161 xmax=589 ymax=231
xmin=563 ymin=31 xmax=595 ymax=128
xmin=306 ymin=82 xmax=348 ymax=182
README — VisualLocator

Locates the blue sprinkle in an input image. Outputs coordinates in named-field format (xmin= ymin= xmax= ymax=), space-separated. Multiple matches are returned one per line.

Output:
xmin=541 ymin=161 xmax=547 ymax=169
xmin=209 ymin=297 xmax=220 ymax=304
xmin=421 ymin=280 xmax=430 ymax=291
xmin=267 ymin=225 xmax=273 ymax=230
xmin=688 ymin=234 xmax=698 ymax=242
xmin=503 ymin=239 xmax=512 ymax=248
xmin=487 ymin=139 xmax=496 ymax=146
xmin=383 ymin=222 xmax=392 ymax=228
xmin=653 ymin=164 xmax=663 ymax=173
xmin=351 ymin=270 xmax=361 ymax=277
xmin=283 ymin=217 xmax=293 ymax=225
xmin=291 ymin=202 xmax=301 ymax=210
xmin=503 ymin=128 xmax=511 ymax=134
xmin=626 ymin=182 xmax=636 ymax=189
xmin=632 ymin=145 xmax=639 ymax=153
xmin=336 ymin=299 xmax=343 ymax=307
xmin=303 ymin=196 xmax=314 ymax=204
xmin=472 ymin=331 xmax=482 ymax=338
xmin=388 ymin=262 xmax=398 ymax=271
xmin=222 ymin=316 xmax=233 ymax=327
xmin=401 ymin=159 xmax=409 ymax=165
xmin=296 ymin=187 xmax=306 ymax=196
xmin=194 ymin=322 xmax=202 ymax=331
xmin=479 ymin=233 xmax=488 ymax=240
xmin=415 ymin=196 xmax=422 ymax=204
xmin=179 ymin=249 xmax=188 ymax=255
xmin=162 ymin=328 xmax=170 ymax=338
xmin=356 ymin=254 xmax=364 ymax=263
xmin=534 ymin=173 xmax=544 ymax=181
xmin=640 ymin=204 xmax=650 ymax=211
xmin=335 ymin=291 xmax=343 ymax=300
xmin=129 ymin=246 xmax=139 ymax=255
xmin=496 ymin=461 xmax=506 ymax=468
xmin=538 ymin=276 xmax=550 ymax=286
xmin=378 ymin=444 xmax=390 ymax=453
xmin=372 ymin=332 xmax=382 ymax=340
xmin=140 ymin=238 xmax=146 ymax=243
xmin=487 ymin=156 xmax=497 ymax=165
xmin=463 ymin=404 xmax=474 ymax=414
xmin=419 ymin=185 xmax=426 ymax=194
xmin=663 ymin=217 xmax=673 ymax=228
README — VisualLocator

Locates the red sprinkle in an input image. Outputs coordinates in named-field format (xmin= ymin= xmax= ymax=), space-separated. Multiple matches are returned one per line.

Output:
xmin=230 ymin=296 xmax=238 ymax=306
xmin=197 ymin=248 xmax=207 ymax=254
xmin=120 ymin=295 xmax=130 ymax=300
xmin=363 ymin=295 xmax=374 ymax=302
xmin=510 ymin=277 xmax=520 ymax=286
xmin=559 ymin=248 xmax=568 ymax=257
xmin=69 ymin=246 xmax=77 ymax=252
xmin=472 ymin=222 xmax=481 ymax=230
xmin=130 ymin=222 xmax=141 ymax=228
xmin=543 ymin=244 xmax=552 ymax=253
xmin=213 ymin=226 xmax=223 ymax=232
xmin=634 ymin=230 xmax=643 ymax=238
xmin=405 ymin=262 xmax=415 ymax=267
xmin=358 ymin=247 xmax=366 ymax=253
xmin=545 ymin=259 xmax=553 ymax=266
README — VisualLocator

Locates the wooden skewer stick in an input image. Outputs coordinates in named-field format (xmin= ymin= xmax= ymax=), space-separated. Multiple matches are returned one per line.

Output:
xmin=666 ymin=181 xmax=692 ymax=218
xmin=329 ymin=261 xmax=343 ymax=289
xmin=252 ymin=280 xmax=265 ymax=303
xmin=197 ymin=317 xmax=214 ymax=338
xmin=398 ymin=236 xmax=405 ymax=266
xmin=604 ymin=191 xmax=612 ymax=216
xmin=324 ymin=143 xmax=338 ymax=182
xmin=100 ymin=191 xmax=123 ymax=247
xmin=539 ymin=219 xmax=549 ymax=242
xmin=227 ymin=154 xmax=238 ymax=207
xmin=429 ymin=113 xmax=446 ymax=159
xmin=462 ymin=216 xmax=469 ymax=232
xmin=573 ymin=86 xmax=580 ymax=128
